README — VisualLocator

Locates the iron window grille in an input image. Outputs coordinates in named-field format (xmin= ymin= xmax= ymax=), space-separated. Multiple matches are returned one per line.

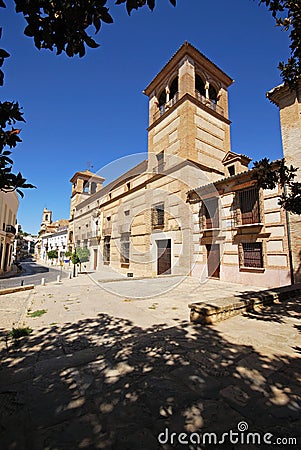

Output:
xmin=152 ymin=203 xmax=164 ymax=229
xmin=242 ymin=242 xmax=263 ymax=268
xmin=239 ymin=186 xmax=260 ymax=225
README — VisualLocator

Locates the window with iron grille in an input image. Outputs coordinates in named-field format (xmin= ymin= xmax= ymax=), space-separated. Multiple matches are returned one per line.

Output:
xmin=120 ymin=233 xmax=130 ymax=266
xmin=204 ymin=197 xmax=219 ymax=229
xmin=103 ymin=236 xmax=111 ymax=265
xmin=239 ymin=186 xmax=260 ymax=225
xmin=242 ymin=242 xmax=263 ymax=268
xmin=152 ymin=203 xmax=164 ymax=229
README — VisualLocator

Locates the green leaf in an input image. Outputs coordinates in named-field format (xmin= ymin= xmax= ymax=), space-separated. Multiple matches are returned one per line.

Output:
xmin=0 ymin=49 xmax=10 ymax=58
xmin=84 ymin=36 xmax=100 ymax=49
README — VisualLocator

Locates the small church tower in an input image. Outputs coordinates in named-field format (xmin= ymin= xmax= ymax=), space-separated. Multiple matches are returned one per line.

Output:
xmin=41 ymin=208 xmax=52 ymax=225
xmin=143 ymin=42 xmax=234 ymax=181
xmin=69 ymin=170 xmax=105 ymax=219
xmin=40 ymin=208 xmax=52 ymax=231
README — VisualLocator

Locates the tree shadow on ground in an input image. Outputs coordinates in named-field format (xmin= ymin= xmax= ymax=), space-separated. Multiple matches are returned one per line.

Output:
xmin=0 ymin=310 xmax=300 ymax=449
xmin=231 ymin=285 xmax=301 ymax=325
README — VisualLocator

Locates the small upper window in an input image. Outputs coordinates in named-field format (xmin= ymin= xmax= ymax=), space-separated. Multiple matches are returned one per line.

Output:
xmin=83 ymin=181 xmax=89 ymax=193
xmin=228 ymin=165 xmax=235 ymax=176
xmin=91 ymin=182 xmax=97 ymax=194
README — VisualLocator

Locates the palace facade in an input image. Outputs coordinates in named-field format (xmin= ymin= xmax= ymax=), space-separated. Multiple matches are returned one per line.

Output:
xmin=68 ymin=43 xmax=300 ymax=288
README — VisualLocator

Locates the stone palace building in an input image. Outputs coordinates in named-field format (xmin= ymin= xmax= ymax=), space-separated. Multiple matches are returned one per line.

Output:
xmin=68 ymin=42 xmax=301 ymax=288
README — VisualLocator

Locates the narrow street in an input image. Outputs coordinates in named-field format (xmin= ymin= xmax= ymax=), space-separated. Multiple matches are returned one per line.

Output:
xmin=0 ymin=259 xmax=69 ymax=289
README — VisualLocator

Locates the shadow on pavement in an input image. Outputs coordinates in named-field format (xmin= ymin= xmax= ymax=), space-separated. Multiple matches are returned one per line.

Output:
xmin=0 ymin=305 xmax=300 ymax=449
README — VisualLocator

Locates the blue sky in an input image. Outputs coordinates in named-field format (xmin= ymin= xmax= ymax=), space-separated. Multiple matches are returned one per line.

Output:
xmin=1 ymin=0 xmax=290 ymax=234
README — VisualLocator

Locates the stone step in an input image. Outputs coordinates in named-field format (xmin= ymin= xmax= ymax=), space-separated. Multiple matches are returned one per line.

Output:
xmin=189 ymin=283 xmax=301 ymax=324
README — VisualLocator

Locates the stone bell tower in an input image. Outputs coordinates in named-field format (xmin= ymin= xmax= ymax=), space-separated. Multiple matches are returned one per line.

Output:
xmin=69 ymin=170 xmax=105 ymax=219
xmin=41 ymin=208 xmax=52 ymax=226
xmin=143 ymin=42 xmax=234 ymax=181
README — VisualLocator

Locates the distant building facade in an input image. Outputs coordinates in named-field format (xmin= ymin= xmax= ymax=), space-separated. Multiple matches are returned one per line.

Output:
xmin=68 ymin=43 xmax=300 ymax=288
xmin=36 ymin=208 xmax=69 ymax=263
xmin=14 ymin=225 xmax=37 ymax=261
xmin=0 ymin=190 xmax=18 ymax=274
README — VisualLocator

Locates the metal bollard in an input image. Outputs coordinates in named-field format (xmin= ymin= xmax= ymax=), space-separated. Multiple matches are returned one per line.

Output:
xmin=57 ymin=275 xmax=61 ymax=283
xmin=41 ymin=278 xmax=46 ymax=286
xmin=68 ymin=272 xmax=72 ymax=279
xmin=21 ymin=280 xmax=24 ymax=286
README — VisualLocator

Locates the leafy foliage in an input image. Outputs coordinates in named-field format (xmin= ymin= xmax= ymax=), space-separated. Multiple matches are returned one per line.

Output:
xmin=76 ymin=246 xmax=90 ymax=263
xmin=0 ymin=1 xmax=175 ymax=67
xmin=47 ymin=249 xmax=58 ymax=259
xmin=252 ymin=158 xmax=301 ymax=214
xmin=0 ymin=101 xmax=35 ymax=196
xmin=259 ymin=1 xmax=301 ymax=88
xmin=9 ymin=326 xmax=32 ymax=339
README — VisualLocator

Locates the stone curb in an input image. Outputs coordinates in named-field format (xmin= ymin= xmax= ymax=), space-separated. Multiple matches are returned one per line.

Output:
xmin=189 ymin=283 xmax=301 ymax=325
xmin=0 ymin=285 xmax=35 ymax=296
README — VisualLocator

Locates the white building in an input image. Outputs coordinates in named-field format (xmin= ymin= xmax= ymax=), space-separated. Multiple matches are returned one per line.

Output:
xmin=40 ymin=226 xmax=68 ymax=264
xmin=0 ymin=190 xmax=19 ymax=274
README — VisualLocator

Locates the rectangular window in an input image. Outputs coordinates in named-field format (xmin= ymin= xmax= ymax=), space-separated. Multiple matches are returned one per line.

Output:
xmin=120 ymin=233 xmax=130 ymax=267
xmin=204 ymin=197 xmax=219 ymax=229
xmin=228 ymin=165 xmax=235 ymax=176
xmin=242 ymin=242 xmax=263 ymax=268
xmin=239 ymin=187 xmax=260 ymax=225
xmin=152 ymin=203 xmax=164 ymax=229
xmin=103 ymin=236 xmax=111 ymax=265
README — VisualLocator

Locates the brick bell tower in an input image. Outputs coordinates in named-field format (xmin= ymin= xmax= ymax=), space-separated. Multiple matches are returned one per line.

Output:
xmin=143 ymin=42 xmax=234 ymax=181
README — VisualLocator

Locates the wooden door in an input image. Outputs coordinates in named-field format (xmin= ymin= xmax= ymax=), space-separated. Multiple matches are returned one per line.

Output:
xmin=93 ymin=249 xmax=98 ymax=270
xmin=157 ymin=240 xmax=171 ymax=275
xmin=206 ymin=244 xmax=220 ymax=278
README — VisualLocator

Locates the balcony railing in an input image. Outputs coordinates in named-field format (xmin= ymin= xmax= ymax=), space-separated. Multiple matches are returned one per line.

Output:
xmin=195 ymin=91 xmax=224 ymax=116
xmin=153 ymin=93 xmax=179 ymax=121
xmin=6 ymin=225 xmax=16 ymax=235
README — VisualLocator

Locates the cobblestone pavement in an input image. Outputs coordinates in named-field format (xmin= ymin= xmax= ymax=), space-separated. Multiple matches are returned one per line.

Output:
xmin=0 ymin=275 xmax=300 ymax=449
